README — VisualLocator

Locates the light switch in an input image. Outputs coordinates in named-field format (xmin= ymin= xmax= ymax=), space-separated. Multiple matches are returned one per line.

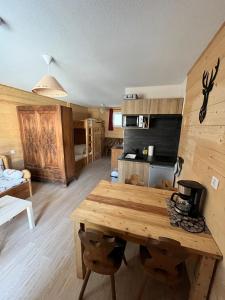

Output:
xmin=10 ymin=149 xmax=16 ymax=155
xmin=211 ymin=176 xmax=219 ymax=190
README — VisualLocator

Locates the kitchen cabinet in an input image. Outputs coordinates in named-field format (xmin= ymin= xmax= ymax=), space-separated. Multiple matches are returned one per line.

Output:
xmin=122 ymin=98 xmax=183 ymax=115
xmin=118 ymin=160 xmax=149 ymax=186
xmin=111 ymin=147 xmax=123 ymax=170
xmin=118 ymin=159 xmax=175 ymax=188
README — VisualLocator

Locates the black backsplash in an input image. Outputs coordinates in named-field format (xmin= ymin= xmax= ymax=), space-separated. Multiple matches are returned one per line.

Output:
xmin=124 ymin=116 xmax=182 ymax=158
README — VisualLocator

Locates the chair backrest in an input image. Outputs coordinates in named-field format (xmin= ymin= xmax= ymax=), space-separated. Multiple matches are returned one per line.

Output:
xmin=79 ymin=229 xmax=117 ymax=260
xmin=147 ymin=237 xmax=187 ymax=261
xmin=142 ymin=237 xmax=188 ymax=283
xmin=79 ymin=228 xmax=125 ymax=274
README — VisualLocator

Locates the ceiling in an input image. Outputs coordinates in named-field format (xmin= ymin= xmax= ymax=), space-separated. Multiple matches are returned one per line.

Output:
xmin=1 ymin=1 xmax=225 ymax=107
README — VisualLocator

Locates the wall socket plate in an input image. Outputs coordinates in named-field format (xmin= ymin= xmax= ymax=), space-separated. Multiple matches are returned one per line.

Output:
xmin=10 ymin=149 xmax=16 ymax=155
xmin=211 ymin=176 xmax=219 ymax=190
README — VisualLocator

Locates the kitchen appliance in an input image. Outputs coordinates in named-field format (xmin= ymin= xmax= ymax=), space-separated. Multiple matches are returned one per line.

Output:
xmin=171 ymin=180 xmax=205 ymax=218
xmin=122 ymin=115 xmax=149 ymax=128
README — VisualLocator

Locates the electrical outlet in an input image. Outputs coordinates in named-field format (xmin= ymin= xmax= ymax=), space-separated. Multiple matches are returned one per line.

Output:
xmin=10 ymin=149 xmax=16 ymax=155
xmin=211 ymin=176 xmax=219 ymax=190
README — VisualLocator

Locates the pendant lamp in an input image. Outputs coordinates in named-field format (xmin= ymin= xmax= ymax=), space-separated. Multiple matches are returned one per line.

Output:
xmin=32 ymin=54 xmax=67 ymax=97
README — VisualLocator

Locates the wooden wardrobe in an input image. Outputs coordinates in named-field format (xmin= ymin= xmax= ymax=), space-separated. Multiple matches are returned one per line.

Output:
xmin=17 ymin=105 xmax=75 ymax=185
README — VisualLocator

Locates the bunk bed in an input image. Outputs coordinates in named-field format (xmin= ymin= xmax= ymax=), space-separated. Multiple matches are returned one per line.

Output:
xmin=73 ymin=119 xmax=104 ymax=177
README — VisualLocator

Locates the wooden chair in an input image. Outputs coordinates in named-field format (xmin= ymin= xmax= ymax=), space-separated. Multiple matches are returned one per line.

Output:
xmin=78 ymin=228 xmax=127 ymax=300
xmin=139 ymin=237 xmax=188 ymax=298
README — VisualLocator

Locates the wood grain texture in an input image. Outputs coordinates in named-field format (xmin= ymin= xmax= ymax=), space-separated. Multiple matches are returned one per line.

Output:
xmin=71 ymin=180 xmax=222 ymax=259
xmin=86 ymin=194 xmax=168 ymax=216
xmin=118 ymin=160 xmax=149 ymax=186
xmin=178 ymin=23 xmax=225 ymax=300
xmin=0 ymin=84 xmax=88 ymax=169
xmin=121 ymin=98 xmax=183 ymax=115
xmin=17 ymin=105 xmax=75 ymax=184
xmin=0 ymin=158 xmax=189 ymax=300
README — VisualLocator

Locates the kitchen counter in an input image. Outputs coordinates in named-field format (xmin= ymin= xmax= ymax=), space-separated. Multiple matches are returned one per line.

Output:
xmin=118 ymin=153 xmax=176 ymax=167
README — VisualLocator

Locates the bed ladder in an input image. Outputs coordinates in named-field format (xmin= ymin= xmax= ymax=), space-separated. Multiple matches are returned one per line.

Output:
xmin=86 ymin=119 xmax=94 ymax=164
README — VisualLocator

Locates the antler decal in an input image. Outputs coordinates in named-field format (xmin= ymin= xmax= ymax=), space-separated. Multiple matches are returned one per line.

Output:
xmin=199 ymin=58 xmax=220 ymax=123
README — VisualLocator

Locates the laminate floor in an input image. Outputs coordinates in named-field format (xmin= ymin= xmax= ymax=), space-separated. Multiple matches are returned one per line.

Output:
xmin=0 ymin=158 xmax=188 ymax=300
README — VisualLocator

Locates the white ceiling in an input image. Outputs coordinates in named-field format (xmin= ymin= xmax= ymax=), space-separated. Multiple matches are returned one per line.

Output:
xmin=1 ymin=1 xmax=225 ymax=106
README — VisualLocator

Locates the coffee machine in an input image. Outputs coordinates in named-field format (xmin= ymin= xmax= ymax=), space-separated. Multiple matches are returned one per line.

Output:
xmin=170 ymin=180 xmax=206 ymax=218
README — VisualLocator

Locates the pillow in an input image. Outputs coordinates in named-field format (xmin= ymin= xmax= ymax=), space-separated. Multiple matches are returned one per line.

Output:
xmin=74 ymin=144 xmax=86 ymax=155
xmin=3 ymin=169 xmax=23 ymax=180
xmin=0 ymin=159 xmax=4 ymax=177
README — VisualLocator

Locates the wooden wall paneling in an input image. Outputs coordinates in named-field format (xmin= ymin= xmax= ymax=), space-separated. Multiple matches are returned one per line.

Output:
xmin=178 ymin=23 xmax=225 ymax=300
xmin=70 ymin=103 xmax=89 ymax=120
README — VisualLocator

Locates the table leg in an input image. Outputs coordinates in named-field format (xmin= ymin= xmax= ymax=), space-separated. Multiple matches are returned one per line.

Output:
xmin=26 ymin=205 xmax=35 ymax=230
xmin=189 ymin=256 xmax=216 ymax=300
xmin=74 ymin=221 xmax=86 ymax=279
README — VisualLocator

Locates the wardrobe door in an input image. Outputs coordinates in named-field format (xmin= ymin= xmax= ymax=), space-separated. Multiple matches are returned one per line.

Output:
xmin=18 ymin=110 xmax=41 ymax=168
xmin=37 ymin=107 xmax=64 ymax=171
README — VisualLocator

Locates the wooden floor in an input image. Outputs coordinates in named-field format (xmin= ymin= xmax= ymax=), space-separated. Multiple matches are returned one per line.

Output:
xmin=0 ymin=158 xmax=188 ymax=300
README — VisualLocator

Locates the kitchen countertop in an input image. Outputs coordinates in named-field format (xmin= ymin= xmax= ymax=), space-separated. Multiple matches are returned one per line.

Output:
xmin=118 ymin=153 xmax=176 ymax=167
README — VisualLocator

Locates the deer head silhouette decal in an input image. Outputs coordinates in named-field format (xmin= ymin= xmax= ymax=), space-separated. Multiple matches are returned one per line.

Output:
xmin=199 ymin=58 xmax=220 ymax=123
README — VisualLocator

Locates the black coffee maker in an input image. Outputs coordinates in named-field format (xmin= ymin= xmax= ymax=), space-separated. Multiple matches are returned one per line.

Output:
xmin=171 ymin=180 xmax=206 ymax=218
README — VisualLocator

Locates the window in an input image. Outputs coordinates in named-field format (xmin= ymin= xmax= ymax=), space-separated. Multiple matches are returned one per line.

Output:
xmin=113 ymin=111 xmax=122 ymax=127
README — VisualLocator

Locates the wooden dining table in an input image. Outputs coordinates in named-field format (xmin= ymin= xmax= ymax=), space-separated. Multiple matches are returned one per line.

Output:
xmin=70 ymin=180 xmax=222 ymax=300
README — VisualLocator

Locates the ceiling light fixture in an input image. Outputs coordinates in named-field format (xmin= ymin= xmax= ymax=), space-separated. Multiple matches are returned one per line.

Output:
xmin=32 ymin=54 xmax=67 ymax=97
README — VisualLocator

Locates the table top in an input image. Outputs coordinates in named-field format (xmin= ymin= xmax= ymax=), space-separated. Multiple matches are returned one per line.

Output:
xmin=71 ymin=180 xmax=222 ymax=259
xmin=0 ymin=195 xmax=32 ymax=225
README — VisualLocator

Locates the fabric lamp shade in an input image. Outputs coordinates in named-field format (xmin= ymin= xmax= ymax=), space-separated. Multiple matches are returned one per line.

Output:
xmin=32 ymin=74 xmax=67 ymax=97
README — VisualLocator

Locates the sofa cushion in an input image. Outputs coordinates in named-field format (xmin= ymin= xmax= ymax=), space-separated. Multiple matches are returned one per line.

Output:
xmin=3 ymin=169 xmax=23 ymax=180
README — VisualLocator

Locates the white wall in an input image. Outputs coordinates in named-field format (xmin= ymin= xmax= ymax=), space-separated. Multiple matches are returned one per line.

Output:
xmin=125 ymin=82 xmax=186 ymax=99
